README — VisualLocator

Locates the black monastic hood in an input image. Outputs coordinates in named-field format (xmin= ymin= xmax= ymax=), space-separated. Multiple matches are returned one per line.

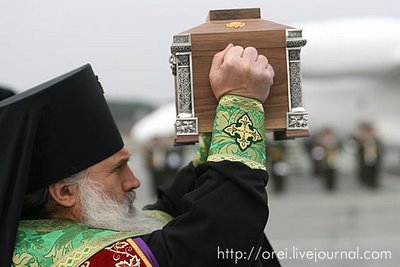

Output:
xmin=0 ymin=64 xmax=124 ymax=266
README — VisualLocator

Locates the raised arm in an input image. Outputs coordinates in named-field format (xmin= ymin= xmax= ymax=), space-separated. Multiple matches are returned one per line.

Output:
xmin=142 ymin=44 xmax=277 ymax=266
xmin=146 ymin=44 xmax=274 ymax=216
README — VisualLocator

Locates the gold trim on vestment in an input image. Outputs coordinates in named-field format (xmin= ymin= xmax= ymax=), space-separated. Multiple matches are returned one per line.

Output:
xmin=54 ymin=232 xmax=140 ymax=266
xmin=127 ymin=238 xmax=153 ymax=267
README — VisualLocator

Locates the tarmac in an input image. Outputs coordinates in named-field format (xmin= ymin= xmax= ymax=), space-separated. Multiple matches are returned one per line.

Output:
xmin=266 ymin=170 xmax=400 ymax=267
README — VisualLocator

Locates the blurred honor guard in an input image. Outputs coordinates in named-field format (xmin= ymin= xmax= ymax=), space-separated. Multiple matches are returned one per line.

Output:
xmin=319 ymin=128 xmax=339 ymax=191
xmin=267 ymin=138 xmax=290 ymax=193
xmin=355 ymin=122 xmax=382 ymax=189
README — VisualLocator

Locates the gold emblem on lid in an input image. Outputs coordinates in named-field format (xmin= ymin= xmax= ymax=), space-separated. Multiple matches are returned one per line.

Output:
xmin=226 ymin=21 xmax=246 ymax=29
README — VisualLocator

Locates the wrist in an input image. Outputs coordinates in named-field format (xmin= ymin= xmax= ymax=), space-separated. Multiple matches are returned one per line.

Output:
xmin=207 ymin=95 xmax=266 ymax=170
xmin=218 ymin=94 xmax=264 ymax=112
xmin=214 ymin=91 xmax=267 ymax=104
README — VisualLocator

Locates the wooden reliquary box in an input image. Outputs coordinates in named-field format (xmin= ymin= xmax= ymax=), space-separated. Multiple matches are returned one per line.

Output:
xmin=170 ymin=8 xmax=309 ymax=144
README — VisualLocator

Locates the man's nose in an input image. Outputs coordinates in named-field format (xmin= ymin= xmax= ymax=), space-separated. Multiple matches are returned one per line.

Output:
xmin=122 ymin=167 xmax=141 ymax=192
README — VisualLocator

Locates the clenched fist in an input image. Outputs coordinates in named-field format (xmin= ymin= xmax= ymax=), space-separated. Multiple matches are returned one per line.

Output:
xmin=209 ymin=44 xmax=275 ymax=103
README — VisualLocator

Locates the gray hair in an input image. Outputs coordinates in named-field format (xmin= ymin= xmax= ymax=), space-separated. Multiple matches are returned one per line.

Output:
xmin=21 ymin=169 xmax=90 ymax=220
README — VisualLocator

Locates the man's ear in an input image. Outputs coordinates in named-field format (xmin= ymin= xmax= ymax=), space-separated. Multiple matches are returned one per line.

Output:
xmin=48 ymin=182 xmax=78 ymax=208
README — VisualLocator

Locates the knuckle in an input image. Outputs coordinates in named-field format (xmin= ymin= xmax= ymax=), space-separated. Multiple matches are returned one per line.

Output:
xmin=232 ymin=45 xmax=244 ymax=55
xmin=224 ymin=58 xmax=239 ymax=69
xmin=209 ymin=72 xmax=218 ymax=83
xmin=261 ymin=68 xmax=274 ymax=81
xmin=213 ymin=52 xmax=222 ymax=60
xmin=268 ymin=65 xmax=275 ymax=77
xmin=239 ymin=62 xmax=251 ymax=74
xmin=258 ymin=55 xmax=268 ymax=63
xmin=245 ymin=46 xmax=257 ymax=53
xmin=267 ymin=70 xmax=274 ymax=81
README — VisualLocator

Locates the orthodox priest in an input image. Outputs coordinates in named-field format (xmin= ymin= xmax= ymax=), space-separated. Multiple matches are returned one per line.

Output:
xmin=0 ymin=44 xmax=281 ymax=266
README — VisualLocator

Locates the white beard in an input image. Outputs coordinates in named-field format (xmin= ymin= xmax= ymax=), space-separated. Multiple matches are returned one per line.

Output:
xmin=78 ymin=178 xmax=165 ymax=233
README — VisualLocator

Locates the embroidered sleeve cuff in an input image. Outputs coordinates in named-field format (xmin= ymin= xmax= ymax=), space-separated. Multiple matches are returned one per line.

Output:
xmin=207 ymin=95 xmax=266 ymax=170
xmin=193 ymin=133 xmax=212 ymax=167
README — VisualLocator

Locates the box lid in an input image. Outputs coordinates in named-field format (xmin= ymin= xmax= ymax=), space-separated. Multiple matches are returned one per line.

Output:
xmin=180 ymin=8 xmax=295 ymax=51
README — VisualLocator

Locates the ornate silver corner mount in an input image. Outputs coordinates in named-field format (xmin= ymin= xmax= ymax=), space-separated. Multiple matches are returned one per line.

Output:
xmin=287 ymin=108 xmax=309 ymax=130
xmin=175 ymin=118 xmax=199 ymax=135
xmin=286 ymin=29 xmax=308 ymax=130
xmin=170 ymin=34 xmax=198 ymax=136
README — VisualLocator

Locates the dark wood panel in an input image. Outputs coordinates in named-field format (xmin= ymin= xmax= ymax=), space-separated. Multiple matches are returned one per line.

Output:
xmin=184 ymin=19 xmax=293 ymax=36
xmin=208 ymin=8 xmax=261 ymax=21
xmin=274 ymin=130 xmax=311 ymax=140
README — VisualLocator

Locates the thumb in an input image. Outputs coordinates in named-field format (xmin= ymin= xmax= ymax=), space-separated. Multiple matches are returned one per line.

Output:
xmin=210 ymin=43 xmax=234 ymax=73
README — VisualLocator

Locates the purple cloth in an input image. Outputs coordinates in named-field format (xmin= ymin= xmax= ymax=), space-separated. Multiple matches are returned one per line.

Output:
xmin=134 ymin=237 xmax=160 ymax=267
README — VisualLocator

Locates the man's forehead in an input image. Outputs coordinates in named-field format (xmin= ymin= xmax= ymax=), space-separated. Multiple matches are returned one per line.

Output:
xmin=95 ymin=148 xmax=130 ymax=168
xmin=110 ymin=148 xmax=131 ymax=163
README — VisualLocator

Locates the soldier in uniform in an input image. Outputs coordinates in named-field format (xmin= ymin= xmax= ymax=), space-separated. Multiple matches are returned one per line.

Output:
xmin=355 ymin=122 xmax=382 ymax=189
xmin=266 ymin=137 xmax=289 ymax=193
xmin=319 ymin=128 xmax=339 ymax=191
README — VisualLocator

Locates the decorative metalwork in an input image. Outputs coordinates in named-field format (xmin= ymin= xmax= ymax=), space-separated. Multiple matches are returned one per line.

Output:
xmin=287 ymin=112 xmax=309 ymax=130
xmin=287 ymin=39 xmax=307 ymax=48
xmin=288 ymin=49 xmax=301 ymax=61
xmin=226 ymin=21 xmax=246 ymax=29
xmin=169 ymin=55 xmax=176 ymax=75
xmin=289 ymin=62 xmax=303 ymax=108
xmin=287 ymin=30 xmax=303 ymax=38
xmin=286 ymin=29 xmax=308 ymax=130
xmin=177 ymin=54 xmax=190 ymax=66
xmin=177 ymin=66 xmax=192 ymax=114
xmin=170 ymin=45 xmax=192 ymax=53
xmin=171 ymin=34 xmax=198 ymax=136
xmin=173 ymin=35 xmax=190 ymax=43
xmin=175 ymin=118 xmax=198 ymax=135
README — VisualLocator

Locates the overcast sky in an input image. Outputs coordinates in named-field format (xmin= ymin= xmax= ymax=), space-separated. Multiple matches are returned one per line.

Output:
xmin=1 ymin=0 xmax=399 ymax=102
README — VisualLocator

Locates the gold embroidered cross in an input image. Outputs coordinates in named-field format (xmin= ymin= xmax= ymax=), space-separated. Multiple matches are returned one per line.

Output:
xmin=223 ymin=113 xmax=262 ymax=151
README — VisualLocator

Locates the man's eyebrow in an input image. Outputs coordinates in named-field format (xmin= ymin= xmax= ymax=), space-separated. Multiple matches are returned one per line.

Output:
xmin=113 ymin=154 xmax=131 ymax=168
